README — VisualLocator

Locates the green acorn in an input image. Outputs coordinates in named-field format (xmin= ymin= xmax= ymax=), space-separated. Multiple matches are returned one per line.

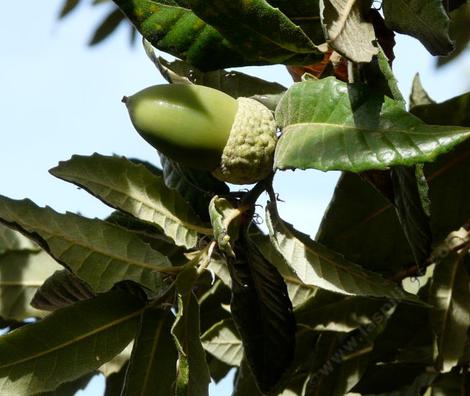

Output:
xmin=122 ymin=84 xmax=277 ymax=184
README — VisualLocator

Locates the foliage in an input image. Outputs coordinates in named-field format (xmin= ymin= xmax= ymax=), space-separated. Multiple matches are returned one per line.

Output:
xmin=2 ymin=1 xmax=470 ymax=395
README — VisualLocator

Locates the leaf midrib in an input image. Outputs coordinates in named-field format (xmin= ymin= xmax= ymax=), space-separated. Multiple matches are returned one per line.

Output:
xmin=283 ymin=121 xmax=470 ymax=137
xmin=54 ymin=171 xmax=212 ymax=236
xmin=0 ymin=307 xmax=144 ymax=369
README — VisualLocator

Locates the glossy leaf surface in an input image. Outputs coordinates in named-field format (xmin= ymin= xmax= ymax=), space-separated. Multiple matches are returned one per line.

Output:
xmin=275 ymin=78 xmax=470 ymax=172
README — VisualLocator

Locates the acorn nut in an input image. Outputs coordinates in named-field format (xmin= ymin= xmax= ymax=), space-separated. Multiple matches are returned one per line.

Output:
xmin=122 ymin=84 xmax=277 ymax=184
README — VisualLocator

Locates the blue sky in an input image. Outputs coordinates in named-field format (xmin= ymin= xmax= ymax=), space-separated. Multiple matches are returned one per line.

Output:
xmin=1 ymin=1 xmax=469 ymax=395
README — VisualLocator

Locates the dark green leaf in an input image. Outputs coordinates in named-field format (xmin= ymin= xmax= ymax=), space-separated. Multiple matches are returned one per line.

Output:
xmin=429 ymin=251 xmax=470 ymax=372
xmin=274 ymin=78 xmax=470 ymax=173
xmin=443 ymin=0 xmax=467 ymax=12
xmin=59 ymin=0 xmax=81 ymax=18
xmin=409 ymin=73 xmax=436 ymax=109
xmin=104 ymin=362 xmax=128 ymax=396
xmin=187 ymin=0 xmax=319 ymax=57
xmin=89 ymin=8 xmax=126 ymax=45
xmin=0 ymin=223 xmax=39 ymax=255
xmin=382 ymin=0 xmax=453 ymax=55
xmin=105 ymin=211 xmax=187 ymax=265
xmin=372 ymin=300 xmax=433 ymax=365
xmin=0 ymin=196 xmax=170 ymax=293
xmin=229 ymin=236 xmax=296 ymax=394
xmin=267 ymin=201 xmax=420 ymax=301
xmin=268 ymin=0 xmax=324 ymax=45
xmin=0 ymin=250 xmax=62 ymax=321
xmin=437 ymin=3 xmax=470 ymax=66
xmin=316 ymin=172 xmax=414 ymax=275
xmin=354 ymin=367 xmax=436 ymax=395
xmin=391 ymin=166 xmax=432 ymax=267
xmin=50 ymin=154 xmax=210 ymax=249
xmin=31 ymin=270 xmax=95 ymax=312
xmin=0 ymin=289 xmax=144 ymax=395
xmin=431 ymin=372 xmax=470 ymax=395
xmin=411 ymin=92 xmax=470 ymax=242
xmin=305 ymin=329 xmax=376 ymax=396
xmin=114 ymin=0 xmax=246 ymax=70
xmin=171 ymin=266 xmax=211 ymax=396
xmin=199 ymin=279 xmax=231 ymax=333
xmin=39 ymin=372 xmax=96 ymax=396
xmin=295 ymin=290 xmax=386 ymax=332
xmin=156 ymin=56 xmax=286 ymax=98
xmin=122 ymin=307 xmax=177 ymax=395
xmin=160 ymin=154 xmax=229 ymax=222
xmin=320 ymin=0 xmax=378 ymax=62
xmin=411 ymin=92 xmax=470 ymax=127
xmin=232 ymin=358 xmax=264 ymax=396
xmin=115 ymin=0 xmax=322 ymax=70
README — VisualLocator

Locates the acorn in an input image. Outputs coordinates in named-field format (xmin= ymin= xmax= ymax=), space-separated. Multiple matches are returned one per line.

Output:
xmin=122 ymin=84 xmax=277 ymax=184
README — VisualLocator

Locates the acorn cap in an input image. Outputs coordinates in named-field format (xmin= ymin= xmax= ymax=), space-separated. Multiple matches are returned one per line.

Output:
xmin=212 ymin=97 xmax=277 ymax=184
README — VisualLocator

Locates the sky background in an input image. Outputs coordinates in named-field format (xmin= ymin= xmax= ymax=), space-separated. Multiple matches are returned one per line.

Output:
xmin=1 ymin=1 xmax=469 ymax=395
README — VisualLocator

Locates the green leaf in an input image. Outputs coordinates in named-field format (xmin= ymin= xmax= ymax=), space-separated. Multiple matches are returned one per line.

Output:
xmin=431 ymin=372 xmax=470 ymax=395
xmin=411 ymin=92 xmax=470 ymax=243
xmin=206 ymin=253 xmax=231 ymax=287
xmin=209 ymin=196 xmax=242 ymax=258
xmin=201 ymin=319 xmax=243 ymax=367
xmin=104 ymin=362 xmax=128 ymax=396
xmin=0 ymin=250 xmax=62 ymax=321
xmin=38 ymin=372 xmax=96 ymax=396
xmin=411 ymin=92 xmax=470 ymax=127
xmin=99 ymin=341 xmax=134 ymax=379
xmin=391 ymin=165 xmax=432 ymax=267
xmin=113 ymin=0 xmax=244 ymax=70
xmin=229 ymin=236 xmax=296 ymax=394
xmin=105 ymin=211 xmax=187 ymax=265
xmin=268 ymin=0 xmax=325 ymax=45
xmin=232 ymin=359 xmax=264 ymax=396
xmin=0 ymin=196 xmax=170 ymax=293
xmin=122 ymin=307 xmax=177 ymax=395
xmin=267 ymin=201 xmax=419 ymax=301
xmin=382 ymin=0 xmax=453 ymax=55
xmin=320 ymin=0 xmax=378 ymax=62
xmin=115 ymin=0 xmax=320 ymax=70
xmin=429 ymin=250 xmax=470 ymax=372
xmin=437 ymin=3 xmax=470 ymax=67
xmin=50 ymin=154 xmax=210 ymax=249
xmin=155 ymin=56 xmax=286 ymax=98
xmin=58 ymin=0 xmax=81 ymax=19
xmin=89 ymin=8 xmax=126 ymax=45
xmin=316 ymin=172 xmax=414 ymax=276
xmin=305 ymin=329 xmax=377 ymax=396
xmin=198 ymin=279 xmax=231 ymax=335
xmin=274 ymin=78 xmax=470 ymax=173
xmin=372 ymin=297 xmax=434 ymax=365
xmin=31 ymin=270 xmax=95 ymax=312
xmin=171 ymin=267 xmax=211 ymax=396
xmin=0 ymin=223 xmax=39 ymax=254
xmin=351 ymin=364 xmax=436 ymax=395
xmin=0 ymin=289 xmax=144 ymax=395
xmin=295 ymin=291 xmax=386 ymax=332
xmin=250 ymin=230 xmax=317 ymax=307
xmin=409 ymin=73 xmax=435 ymax=109
xmin=160 ymin=154 xmax=229 ymax=222
xmin=186 ymin=0 xmax=319 ymax=58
